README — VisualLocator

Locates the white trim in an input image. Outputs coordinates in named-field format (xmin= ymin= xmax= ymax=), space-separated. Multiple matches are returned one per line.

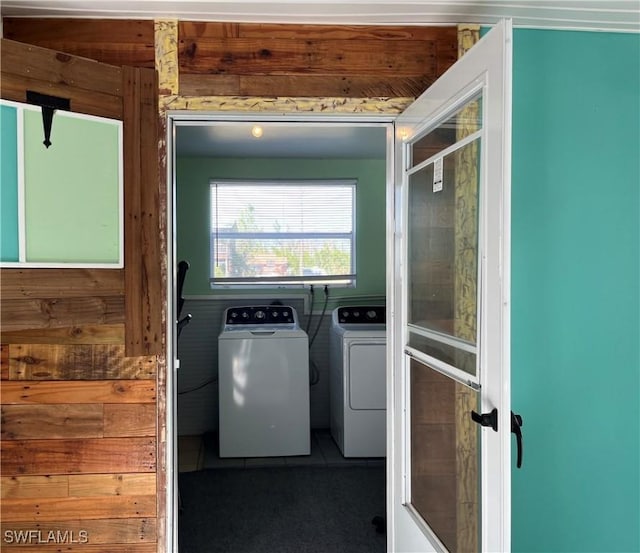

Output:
xmin=1 ymin=1 xmax=638 ymax=32
xmin=17 ymin=103 xmax=26 ymax=262
xmin=406 ymin=128 xmax=483 ymax=176
xmin=407 ymin=324 xmax=476 ymax=354
xmin=166 ymin=111 xmax=178 ymax=553
xmin=404 ymin=347 xmax=480 ymax=390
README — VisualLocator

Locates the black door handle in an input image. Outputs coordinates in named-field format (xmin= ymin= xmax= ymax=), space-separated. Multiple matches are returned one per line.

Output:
xmin=471 ymin=408 xmax=524 ymax=469
xmin=511 ymin=411 xmax=524 ymax=469
xmin=471 ymin=408 xmax=498 ymax=432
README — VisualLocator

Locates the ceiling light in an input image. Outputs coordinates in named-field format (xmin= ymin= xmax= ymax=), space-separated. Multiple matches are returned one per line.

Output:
xmin=251 ymin=125 xmax=263 ymax=138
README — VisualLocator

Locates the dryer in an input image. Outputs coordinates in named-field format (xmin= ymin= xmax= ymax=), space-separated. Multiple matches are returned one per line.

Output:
xmin=329 ymin=306 xmax=386 ymax=458
xmin=218 ymin=305 xmax=310 ymax=458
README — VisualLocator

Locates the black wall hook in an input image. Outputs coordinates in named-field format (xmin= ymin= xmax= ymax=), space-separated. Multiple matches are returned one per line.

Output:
xmin=26 ymin=91 xmax=71 ymax=149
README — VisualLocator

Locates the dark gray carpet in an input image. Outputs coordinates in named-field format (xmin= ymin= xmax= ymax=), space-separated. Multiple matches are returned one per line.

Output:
xmin=178 ymin=465 xmax=386 ymax=553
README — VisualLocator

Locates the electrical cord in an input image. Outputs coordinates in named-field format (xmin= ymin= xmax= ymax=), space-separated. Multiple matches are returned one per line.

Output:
xmin=177 ymin=375 xmax=217 ymax=395
xmin=305 ymin=284 xmax=314 ymax=334
xmin=309 ymin=285 xmax=329 ymax=349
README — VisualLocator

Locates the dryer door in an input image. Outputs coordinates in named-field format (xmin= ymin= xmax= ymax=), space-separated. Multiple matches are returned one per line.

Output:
xmin=349 ymin=341 xmax=386 ymax=410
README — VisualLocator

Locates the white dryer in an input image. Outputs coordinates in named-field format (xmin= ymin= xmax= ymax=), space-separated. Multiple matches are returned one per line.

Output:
xmin=218 ymin=305 xmax=310 ymax=458
xmin=329 ymin=306 xmax=386 ymax=458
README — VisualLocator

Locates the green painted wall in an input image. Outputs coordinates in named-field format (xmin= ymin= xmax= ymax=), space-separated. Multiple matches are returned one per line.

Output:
xmin=23 ymin=110 xmax=121 ymax=263
xmin=176 ymin=156 xmax=387 ymax=301
xmin=511 ymin=29 xmax=640 ymax=552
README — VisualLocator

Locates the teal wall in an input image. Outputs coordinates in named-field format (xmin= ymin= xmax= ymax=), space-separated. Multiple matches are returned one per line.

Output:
xmin=176 ymin=156 xmax=387 ymax=301
xmin=1 ymin=104 xmax=19 ymax=261
xmin=511 ymin=29 xmax=640 ymax=552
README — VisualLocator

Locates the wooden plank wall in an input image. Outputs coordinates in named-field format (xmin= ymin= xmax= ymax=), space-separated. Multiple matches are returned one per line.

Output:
xmin=1 ymin=17 xmax=460 ymax=553
xmin=0 ymin=337 xmax=158 ymax=552
xmin=3 ymin=19 xmax=458 ymax=98
xmin=1 ymin=38 xmax=161 ymax=552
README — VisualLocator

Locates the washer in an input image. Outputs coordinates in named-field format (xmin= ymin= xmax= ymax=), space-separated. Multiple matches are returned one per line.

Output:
xmin=218 ymin=305 xmax=310 ymax=458
xmin=329 ymin=305 xmax=386 ymax=458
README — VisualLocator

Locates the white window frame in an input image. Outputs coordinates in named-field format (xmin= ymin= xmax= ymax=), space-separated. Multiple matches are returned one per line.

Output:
xmin=208 ymin=178 xmax=357 ymax=288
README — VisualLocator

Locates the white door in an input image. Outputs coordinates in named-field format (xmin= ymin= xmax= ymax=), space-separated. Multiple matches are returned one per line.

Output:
xmin=388 ymin=20 xmax=513 ymax=552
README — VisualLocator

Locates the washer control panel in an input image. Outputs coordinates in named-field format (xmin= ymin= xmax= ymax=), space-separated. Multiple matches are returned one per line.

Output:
xmin=336 ymin=306 xmax=385 ymax=324
xmin=225 ymin=305 xmax=296 ymax=325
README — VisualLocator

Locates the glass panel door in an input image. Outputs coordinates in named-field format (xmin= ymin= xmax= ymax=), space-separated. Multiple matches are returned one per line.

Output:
xmin=404 ymin=92 xmax=483 ymax=551
xmin=390 ymin=20 xmax=511 ymax=553
xmin=410 ymin=359 xmax=480 ymax=552
xmin=406 ymin=93 xmax=482 ymax=382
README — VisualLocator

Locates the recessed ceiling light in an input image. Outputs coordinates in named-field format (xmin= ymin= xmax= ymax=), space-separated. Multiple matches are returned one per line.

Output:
xmin=251 ymin=125 xmax=263 ymax=138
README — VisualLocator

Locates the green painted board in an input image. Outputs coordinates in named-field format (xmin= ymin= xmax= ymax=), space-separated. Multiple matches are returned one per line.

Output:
xmin=23 ymin=109 xmax=121 ymax=263
xmin=1 ymin=104 xmax=19 ymax=261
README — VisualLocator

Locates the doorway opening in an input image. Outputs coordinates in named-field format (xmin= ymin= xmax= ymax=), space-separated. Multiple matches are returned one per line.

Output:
xmin=167 ymin=114 xmax=394 ymax=552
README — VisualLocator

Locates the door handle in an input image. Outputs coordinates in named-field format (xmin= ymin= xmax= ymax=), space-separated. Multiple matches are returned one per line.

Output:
xmin=511 ymin=411 xmax=524 ymax=469
xmin=471 ymin=408 xmax=524 ymax=469
xmin=471 ymin=408 xmax=498 ymax=432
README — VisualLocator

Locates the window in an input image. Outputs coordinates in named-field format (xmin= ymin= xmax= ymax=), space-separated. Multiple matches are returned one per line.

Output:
xmin=210 ymin=179 xmax=356 ymax=287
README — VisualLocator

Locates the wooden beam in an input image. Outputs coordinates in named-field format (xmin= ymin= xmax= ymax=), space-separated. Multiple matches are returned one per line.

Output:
xmin=178 ymin=37 xmax=439 ymax=76
xmin=161 ymin=94 xmax=412 ymax=113
xmin=123 ymin=66 xmax=162 ymax=357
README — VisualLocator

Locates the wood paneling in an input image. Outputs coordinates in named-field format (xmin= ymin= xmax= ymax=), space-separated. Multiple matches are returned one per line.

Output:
xmin=1 ymin=437 xmax=156 ymax=476
xmin=3 ymin=18 xmax=156 ymax=68
xmin=1 ymin=297 xmax=126 ymax=332
xmin=0 ymin=518 xmax=157 ymax=544
xmin=123 ymin=66 xmax=162 ymax=357
xmin=0 ymin=39 xmax=164 ymax=356
xmin=0 ymin=380 xmax=156 ymax=405
xmin=1 ymin=404 xmax=105 ymax=440
xmin=1 ymin=324 xmax=125 ymax=345
xmin=6 ymin=345 xmax=156 ymax=380
xmin=0 ymin=269 xmax=124 ymax=300
xmin=1 ymin=404 xmax=156 ymax=440
xmin=0 ymin=39 xmax=123 ymax=118
xmin=68 ymin=474 xmax=156 ymax=497
xmin=0 ymin=270 xmax=125 ymax=336
xmin=179 ymin=38 xmax=438 ymax=75
xmin=176 ymin=22 xmax=457 ymax=97
xmin=1 ymin=495 xmax=156 ymax=522
xmin=104 ymin=404 xmax=156 ymax=437
xmin=4 ymin=18 xmax=457 ymax=98
xmin=0 ymin=544 xmax=156 ymax=553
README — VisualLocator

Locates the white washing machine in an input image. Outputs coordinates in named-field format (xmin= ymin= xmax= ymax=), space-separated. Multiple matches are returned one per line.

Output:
xmin=218 ymin=305 xmax=310 ymax=458
xmin=329 ymin=306 xmax=386 ymax=458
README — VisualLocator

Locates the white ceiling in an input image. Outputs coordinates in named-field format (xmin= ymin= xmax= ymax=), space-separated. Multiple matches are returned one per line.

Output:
xmin=1 ymin=0 xmax=639 ymax=32
xmin=176 ymin=123 xmax=388 ymax=159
